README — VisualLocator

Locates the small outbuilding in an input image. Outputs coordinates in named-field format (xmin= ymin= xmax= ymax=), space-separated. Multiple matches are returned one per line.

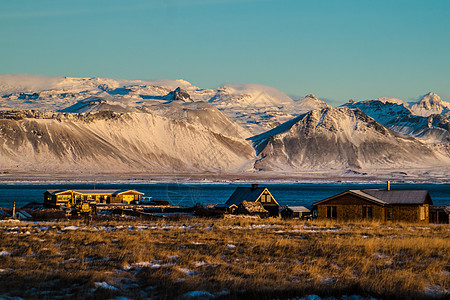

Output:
xmin=429 ymin=205 xmax=450 ymax=224
xmin=224 ymin=184 xmax=279 ymax=217
xmin=236 ymin=201 xmax=269 ymax=218
xmin=313 ymin=189 xmax=433 ymax=223
xmin=280 ymin=206 xmax=311 ymax=219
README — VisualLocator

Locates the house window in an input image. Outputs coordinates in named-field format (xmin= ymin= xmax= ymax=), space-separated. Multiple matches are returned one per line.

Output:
xmin=362 ymin=206 xmax=373 ymax=219
xmin=57 ymin=195 xmax=71 ymax=202
xmin=260 ymin=193 xmax=270 ymax=203
xmin=420 ymin=206 xmax=425 ymax=220
xmin=327 ymin=206 xmax=337 ymax=219
xmin=387 ymin=207 xmax=393 ymax=220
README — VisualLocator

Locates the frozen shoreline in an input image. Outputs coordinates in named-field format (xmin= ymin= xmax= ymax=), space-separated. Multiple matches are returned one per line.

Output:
xmin=0 ymin=168 xmax=449 ymax=185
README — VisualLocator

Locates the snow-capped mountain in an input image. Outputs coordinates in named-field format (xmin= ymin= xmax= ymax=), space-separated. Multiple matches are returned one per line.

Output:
xmin=0 ymin=76 xmax=304 ymax=135
xmin=292 ymin=94 xmax=331 ymax=114
xmin=0 ymin=109 xmax=254 ymax=173
xmin=250 ymin=107 xmax=448 ymax=171
xmin=342 ymin=94 xmax=450 ymax=144
xmin=1 ymin=74 xmax=449 ymax=178
xmin=410 ymin=92 xmax=450 ymax=117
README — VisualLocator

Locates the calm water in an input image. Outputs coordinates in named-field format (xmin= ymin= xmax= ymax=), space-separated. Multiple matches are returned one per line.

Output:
xmin=0 ymin=183 xmax=449 ymax=209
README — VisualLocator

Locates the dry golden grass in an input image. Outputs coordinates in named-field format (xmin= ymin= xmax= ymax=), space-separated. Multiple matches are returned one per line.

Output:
xmin=0 ymin=217 xmax=448 ymax=299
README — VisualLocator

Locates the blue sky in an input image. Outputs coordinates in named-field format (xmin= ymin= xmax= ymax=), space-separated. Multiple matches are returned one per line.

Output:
xmin=1 ymin=0 xmax=449 ymax=104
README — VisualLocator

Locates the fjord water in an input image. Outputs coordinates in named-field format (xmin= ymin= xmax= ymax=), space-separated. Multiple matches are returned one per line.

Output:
xmin=0 ymin=183 xmax=449 ymax=209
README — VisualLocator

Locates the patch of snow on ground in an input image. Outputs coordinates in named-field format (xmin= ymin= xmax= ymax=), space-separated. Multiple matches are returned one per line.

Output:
xmin=94 ymin=282 xmax=119 ymax=291
xmin=375 ymin=253 xmax=389 ymax=259
xmin=425 ymin=285 xmax=449 ymax=298
xmin=320 ymin=277 xmax=336 ymax=284
xmin=194 ymin=261 xmax=207 ymax=267
xmin=227 ymin=244 xmax=236 ymax=249
xmin=0 ymin=251 xmax=10 ymax=256
xmin=178 ymin=268 xmax=198 ymax=276
xmin=61 ymin=226 xmax=80 ymax=231
xmin=183 ymin=290 xmax=216 ymax=298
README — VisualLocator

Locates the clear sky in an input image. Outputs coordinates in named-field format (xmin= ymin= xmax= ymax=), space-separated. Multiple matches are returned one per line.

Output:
xmin=1 ymin=0 xmax=449 ymax=104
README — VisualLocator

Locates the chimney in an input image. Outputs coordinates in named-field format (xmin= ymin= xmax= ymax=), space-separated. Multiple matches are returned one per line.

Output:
xmin=251 ymin=184 xmax=259 ymax=190
xmin=387 ymin=181 xmax=390 ymax=191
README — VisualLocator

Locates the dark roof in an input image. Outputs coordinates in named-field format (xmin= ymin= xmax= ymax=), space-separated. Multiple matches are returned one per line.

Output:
xmin=361 ymin=189 xmax=432 ymax=205
xmin=314 ymin=189 xmax=432 ymax=206
xmin=225 ymin=187 xmax=267 ymax=206
xmin=280 ymin=206 xmax=310 ymax=212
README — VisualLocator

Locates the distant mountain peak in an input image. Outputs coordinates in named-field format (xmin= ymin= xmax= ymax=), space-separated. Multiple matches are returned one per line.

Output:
xmin=419 ymin=92 xmax=441 ymax=105
xmin=305 ymin=94 xmax=318 ymax=100
xmin=293 ymin=94 xmax=330 ymax=114
xmin=163 ymin=87 xmax=193 ymax=102
xmin=410 ymin=92 xmax=450 ymax=117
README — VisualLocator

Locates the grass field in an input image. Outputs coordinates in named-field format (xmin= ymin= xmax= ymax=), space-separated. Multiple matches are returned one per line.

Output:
xmin=0 ymin=217 xmax=449 ymax=299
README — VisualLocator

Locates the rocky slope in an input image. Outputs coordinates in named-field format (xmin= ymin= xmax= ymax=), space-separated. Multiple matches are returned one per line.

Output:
xmin=343 ymin=95 xmax=450 ymax=144
xmin=0 ymin=109 xmax=255 ymax=173
xmin=250 ymin=107 xmax=448 ymax=171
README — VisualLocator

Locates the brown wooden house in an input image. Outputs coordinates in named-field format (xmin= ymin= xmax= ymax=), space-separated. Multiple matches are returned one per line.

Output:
xmin=224 ymin=184 xmax=279 ymax=217
xmin=313 ymin=189 xmax=433 ymax=223
xmin=44 ymin=189 xmax=144 ymax=208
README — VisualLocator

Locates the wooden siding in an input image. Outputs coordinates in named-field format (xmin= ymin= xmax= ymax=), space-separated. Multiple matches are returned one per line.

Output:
xmin=317 ymin=193 xmax=386 ymax=222
xmin=318 ymin=204 xmax=385 ymax=222
xmin=391 ymin=204 xmax=429 ymax=224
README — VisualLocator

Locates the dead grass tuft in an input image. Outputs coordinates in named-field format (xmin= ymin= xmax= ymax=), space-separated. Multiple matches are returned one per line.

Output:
xmin=0 ymin=218 xmax=448 ymax=299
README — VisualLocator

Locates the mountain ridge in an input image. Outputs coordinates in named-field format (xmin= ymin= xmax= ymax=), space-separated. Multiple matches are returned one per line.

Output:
xmin=1 ymin=74 xmax=449 ymax=179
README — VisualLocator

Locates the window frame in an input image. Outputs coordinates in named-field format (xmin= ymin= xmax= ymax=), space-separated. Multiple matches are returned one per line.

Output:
xmin=387 ymin=207 xmax=393 ymax=221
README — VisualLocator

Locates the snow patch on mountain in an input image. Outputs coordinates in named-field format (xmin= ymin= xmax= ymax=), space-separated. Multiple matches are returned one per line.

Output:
xmin=220 ymin=83 xmax=293 ymax=106
xmin=293 ymin=94 xmax=331 ymax=114
xmin=410 ymin=92 xmax=450 ymax=117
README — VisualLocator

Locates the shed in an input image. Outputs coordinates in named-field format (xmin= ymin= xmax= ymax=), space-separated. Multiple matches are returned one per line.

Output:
xmin=429 ymin=205 xmax=450 ymax=224
xmin=280 ymin=206 xmax=311 ymax=219
xmin=224 ymin=184 xmax=279 ymax=216
xmin=313 ymin=189 xmax=433 ymax=223
xmin=236 ymin=201 xmax=269 ymax=218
